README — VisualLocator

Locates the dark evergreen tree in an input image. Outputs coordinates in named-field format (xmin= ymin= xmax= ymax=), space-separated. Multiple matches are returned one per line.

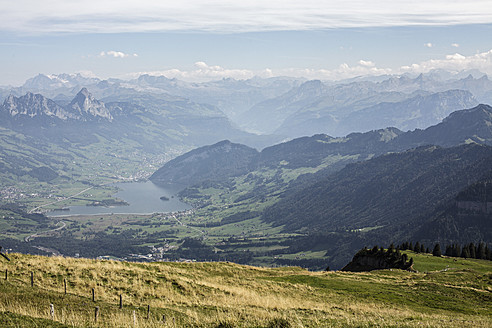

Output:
xmin=414 ymin=242 xmax=421 ymax=253
xmin=420 ymin=244 xmax=425 ymax=253
xmin=477 ymin=242 xmax=487 ymax=260
xmin=445 ymin=245 xmax=453 ymax=257
xmin=432 ymin=243 xmax=442 ymax=257
xmin=452 ymin=244 xmax=460 ymax=257
xmin=388 ymin=243 xmax=395 ymax=253
xmin=486 ymin=245 xmax=492 ymax=261
xmin=461 ymin=245 xmax=470 ymax=258
xmin=469 ymin=243 xmax=476 ymax=259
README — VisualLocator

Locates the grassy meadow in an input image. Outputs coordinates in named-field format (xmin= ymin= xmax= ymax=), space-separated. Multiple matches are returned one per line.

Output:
xmin=0 ymin=252 xmax=491 ymax=327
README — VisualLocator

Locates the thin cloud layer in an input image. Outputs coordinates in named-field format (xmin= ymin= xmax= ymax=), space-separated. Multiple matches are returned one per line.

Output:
xmin=128 ymin=50 xmax=492 ymax=82
xmin=2 ymin=1 xmax=492 ymax=34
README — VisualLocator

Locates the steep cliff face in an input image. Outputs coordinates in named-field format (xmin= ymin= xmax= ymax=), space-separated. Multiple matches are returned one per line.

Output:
xmin=0 ymin=88 xmax=112 ymax=122
xmin=1 ymin=92 xmax=76 ymax=120
xmin=68 ymin=88 xmax=113 ymax=121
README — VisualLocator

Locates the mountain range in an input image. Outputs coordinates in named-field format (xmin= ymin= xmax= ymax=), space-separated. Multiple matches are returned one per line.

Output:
xmin=240 ymin=76 xmax=486 ymax=137
xmin=1 ymin=88 xmax=111 ymax=122
xmin=151 ymin=103 xmax=492 ymax=187
xmin=150 ymin=103 xmax=492 ymax=268
xmin=3 ymin=70 xmax=492 ymax=141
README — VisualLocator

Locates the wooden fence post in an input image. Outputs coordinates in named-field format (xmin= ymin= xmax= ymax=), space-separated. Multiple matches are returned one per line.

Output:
xmin=146 ymin=304 xmax=150 ymax=319
xmin=30 ymin=271 xmax=34 ymax=287
xmin=4 ymin=269 xmax=7 ymax=280
xmin=94 ymin=306 xmax=99 ymax=322
xmin=119 ymin=294 xmax=122 ymax=309
xmin=49 ymin=303 xmax=55 ymax=320
xmin=92 ymin=288 xmax=95 ymax=302
xmin=64 ymin=278 xmax=67 ymax=295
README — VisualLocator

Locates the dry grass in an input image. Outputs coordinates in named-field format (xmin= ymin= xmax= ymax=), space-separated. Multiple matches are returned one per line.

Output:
xmin=0 ymin=253 xmax=491 ymax=327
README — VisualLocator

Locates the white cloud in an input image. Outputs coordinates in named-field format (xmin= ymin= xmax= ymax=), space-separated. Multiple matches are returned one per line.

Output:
xmin=98 ymin=51 xmax=137 ymax=58
xmin=128 ymin=62 xmax=263 ymax=82
xmin=2 ymin=1 xmax=492 ymax=34
xmin=126 ymin=50 xmax=492 ymax=82
xmin=75 ymin=70 xmax=98 ymax=78
xmin=424 ymin=43 xmax=433 ymax=48
xmin=399 ymin=49 xmax=492 ymax=75
xmin=451 ymin=43 xmax=460 ymax=47
xmin=126 ymin=60 xmax=392 ymax=82
xmin=358 ymin=60 xmax=376 ymax=67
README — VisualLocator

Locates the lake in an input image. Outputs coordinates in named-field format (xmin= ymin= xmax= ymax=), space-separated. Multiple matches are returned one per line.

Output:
xmin=47 ymin=181 xmax=191 ymax=216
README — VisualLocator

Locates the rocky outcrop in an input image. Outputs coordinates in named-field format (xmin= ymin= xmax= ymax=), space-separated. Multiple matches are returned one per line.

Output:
xmin=341 ymin=247 xmax=414 ymax=272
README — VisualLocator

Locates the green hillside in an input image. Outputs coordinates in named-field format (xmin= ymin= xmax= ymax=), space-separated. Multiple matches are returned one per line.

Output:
xmin=0 ymin=253 xmax=491 ymax=327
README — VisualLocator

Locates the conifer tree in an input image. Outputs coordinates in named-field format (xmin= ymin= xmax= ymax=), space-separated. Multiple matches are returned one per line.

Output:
xmin=469 ymin=243 xmax=476 ymax=259
xmin=432 ymin=243 xmax=442 ymax=257
xmin=388 ymin=243 xmax=395 ymax=253
xmin=461 ymin=246 xmax=470 ymax=258
xmin=485 ymin=245 xmax=491 ymax=261
xmin=452 ymin=244 xmax=460 ymax=257
xmin=477 ymin=242 xmax=487 ymax=260
xmin=420 ymin=244 xmax=425 ymax=253
xmin=414 ymin=242 xmax=421 ymax=253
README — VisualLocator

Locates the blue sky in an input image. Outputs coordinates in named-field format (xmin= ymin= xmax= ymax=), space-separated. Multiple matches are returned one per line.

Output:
xmin=1 ymin=1 xmax=492 ymax=85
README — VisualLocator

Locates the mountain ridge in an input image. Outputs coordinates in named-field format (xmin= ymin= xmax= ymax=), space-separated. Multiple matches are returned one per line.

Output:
xmin=152 ymin=103 xmax=492 ymax=187
xmin=0 ymin=88 xmax=112 ymax=122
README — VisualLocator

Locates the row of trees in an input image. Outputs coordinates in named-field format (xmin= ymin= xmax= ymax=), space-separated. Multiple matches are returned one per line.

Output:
xmin=398 ymin=241 xmax=492 ymax=261
xmin=444 ymin=242 xmax=491 ymax=260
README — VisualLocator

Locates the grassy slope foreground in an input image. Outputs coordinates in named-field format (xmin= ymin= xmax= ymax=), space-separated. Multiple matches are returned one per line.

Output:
xmin=0 ymin=253 xmax=491 ymax=327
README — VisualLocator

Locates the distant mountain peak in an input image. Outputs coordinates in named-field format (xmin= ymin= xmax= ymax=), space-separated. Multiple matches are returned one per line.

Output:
xmin=78 ymin=87 xmax=90 ymax=97
xmin=0 ymin=89 xmax=114 ymax=122
xmin=0 ymin=92 xmax=75 ymax=120
xmin=22 ymin=73 xmax=100 ymax=91
xmin=69 ymin=88 xmax=112 ymax=121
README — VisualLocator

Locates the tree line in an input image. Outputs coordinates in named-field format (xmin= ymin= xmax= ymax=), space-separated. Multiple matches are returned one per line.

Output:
xmin=398 ymin=241 xmax=492 ymax=260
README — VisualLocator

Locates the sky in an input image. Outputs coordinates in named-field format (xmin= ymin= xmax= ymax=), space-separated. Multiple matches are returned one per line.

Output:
xmin=1 ymin=0 xmax=492 ymax=86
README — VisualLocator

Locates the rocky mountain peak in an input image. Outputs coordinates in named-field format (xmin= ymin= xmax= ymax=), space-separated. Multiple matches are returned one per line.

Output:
xmin=69 ymin=88 xmax=112 ymax=121
xmin=1 ymin=92 xmax=75 ymax=120
xmin=0 ymin=89 xmax=114 ymax=122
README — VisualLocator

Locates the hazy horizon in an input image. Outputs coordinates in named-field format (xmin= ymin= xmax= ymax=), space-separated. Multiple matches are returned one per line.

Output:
xmin=1 ymin=1 xmax=492 ymax=86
